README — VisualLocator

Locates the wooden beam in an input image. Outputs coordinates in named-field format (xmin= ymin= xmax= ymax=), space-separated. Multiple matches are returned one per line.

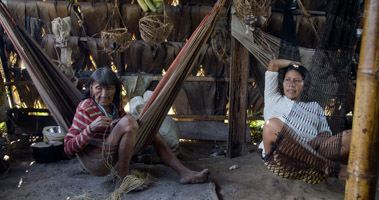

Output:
xmin=171 ymin=114 xmax=263 ymax=121
xmin=177 ymin=121 xmax=250 ymax=142
xmin=345 ymin=0 xmax=379 ymax=199
xmin=227 ymin=37 xmax=249 ymax=158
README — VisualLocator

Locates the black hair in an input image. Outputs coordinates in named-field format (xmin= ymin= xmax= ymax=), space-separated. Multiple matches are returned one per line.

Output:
xmin=83 ymin=67 xmax=121 ymax=106
xmin=278 ymin=64 xmax=308 ymax=96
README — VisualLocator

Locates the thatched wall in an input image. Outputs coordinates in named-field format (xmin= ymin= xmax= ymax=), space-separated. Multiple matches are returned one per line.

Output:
xmin=0 ymin=0 xmax=332 ymax=123
xmin=2 ymin=0 xmax=232 ymax=118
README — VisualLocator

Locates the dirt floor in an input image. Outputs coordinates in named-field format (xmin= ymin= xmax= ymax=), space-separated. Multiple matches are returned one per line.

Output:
xmin=0 ymin=140 xmax=378 ymax=200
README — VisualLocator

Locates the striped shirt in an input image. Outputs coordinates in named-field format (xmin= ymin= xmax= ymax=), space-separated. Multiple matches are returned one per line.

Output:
xmin=64 ymin=98 xmax=126 ymax=157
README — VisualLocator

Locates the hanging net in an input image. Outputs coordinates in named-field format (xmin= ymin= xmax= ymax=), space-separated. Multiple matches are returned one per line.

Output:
xmin=264 ymin=0 xmax=359 ymax=183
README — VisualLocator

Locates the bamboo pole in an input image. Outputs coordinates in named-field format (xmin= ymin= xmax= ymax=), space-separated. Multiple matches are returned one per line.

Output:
xmin=345 ymin=0 xmax=379 ymax=199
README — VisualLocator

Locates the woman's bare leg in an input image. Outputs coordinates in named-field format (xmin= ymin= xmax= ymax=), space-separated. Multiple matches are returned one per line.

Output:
xmin=316 ymin=129 xmax=351 ymax=179
xmin=152 ymin=134 xmax=209 ymax=184
xmin=262 ymin=118 xmax=284 ymax=157
xmin=317 ymin=130 xmax=352 ymax=164
xmin=105 ymin=115 xmax=139 ymax=187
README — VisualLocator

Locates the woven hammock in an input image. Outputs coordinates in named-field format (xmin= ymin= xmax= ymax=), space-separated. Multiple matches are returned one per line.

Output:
xmin=0 ymin=2 xmax=82 ymax=133
xmin=134 ymin=0 xmax=228 ymax=153
xmin=0 ymin=0 xmax=228 ymax=155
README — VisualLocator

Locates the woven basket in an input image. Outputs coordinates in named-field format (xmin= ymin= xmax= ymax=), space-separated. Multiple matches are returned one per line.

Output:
xmin=233 ymin=0 xmax=271 ymax=28
xmin=101 ymin=27 xmax=133 ymax=55
xmin=139 ymin=14 xmax=174 ymax=44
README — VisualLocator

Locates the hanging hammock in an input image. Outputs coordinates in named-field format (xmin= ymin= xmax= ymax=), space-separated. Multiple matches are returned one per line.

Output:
xmin=264 ymin=0 xmax=359 ymax=183
xmin=134 ymin=0 xmax=228 ymax=153
xmin=0 ymin=2 xmax=82 ymax=133
xmin=231 ymin=9 xmax=315 ymax=96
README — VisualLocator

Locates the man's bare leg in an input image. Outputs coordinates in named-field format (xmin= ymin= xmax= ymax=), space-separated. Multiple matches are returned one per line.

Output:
xmin=152 ymin=134 xmax=209 ymax=184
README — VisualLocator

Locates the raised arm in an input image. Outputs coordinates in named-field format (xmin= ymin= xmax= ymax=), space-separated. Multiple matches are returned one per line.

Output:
xmin=267 ymin=59 xmax=301 ymax=72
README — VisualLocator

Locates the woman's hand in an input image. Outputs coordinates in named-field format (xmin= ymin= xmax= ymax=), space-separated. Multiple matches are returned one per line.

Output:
xmin=89 ymin=116 xmax=113 ymax=132
xmin=267 ymin=59 xmax=301 ymax=72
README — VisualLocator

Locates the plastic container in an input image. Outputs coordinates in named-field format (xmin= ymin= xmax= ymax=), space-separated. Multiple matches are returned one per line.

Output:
xmin=42 ymin=126 xmax=65 ymax=142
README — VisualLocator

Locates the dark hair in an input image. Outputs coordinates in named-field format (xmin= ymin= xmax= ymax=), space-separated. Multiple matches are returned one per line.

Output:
xmin=83 ymin=67 xmax=121 ymax=106
xmin=278 ymin=64 xmax=308 ymax=96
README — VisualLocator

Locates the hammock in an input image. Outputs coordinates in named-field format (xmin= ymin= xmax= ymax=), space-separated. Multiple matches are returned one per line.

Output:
xmin=231 ymin=9 xmax=315 ymax=96
xmin=264 ymin=0 xmax=359 ymax=183
xmin=0 ymin=0 xmax=228 ymax=155
xmin=134 ymin=0 xmax=228 ymax=153
xmin=0 ymin=2 xmax=82 ymax=133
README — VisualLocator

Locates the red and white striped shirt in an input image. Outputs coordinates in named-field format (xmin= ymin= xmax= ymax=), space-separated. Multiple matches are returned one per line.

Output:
xmin=64 ymin=98 xmax=126 ymax=157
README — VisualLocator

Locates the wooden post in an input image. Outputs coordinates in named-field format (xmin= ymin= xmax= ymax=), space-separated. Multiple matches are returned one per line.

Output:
xmin=345 ymin=0 xmax=379 ymax=199
xmin=227 ymin=37 xmax=249 ymax=158
xmin=0 ymin=35 xmax=14 ymax=108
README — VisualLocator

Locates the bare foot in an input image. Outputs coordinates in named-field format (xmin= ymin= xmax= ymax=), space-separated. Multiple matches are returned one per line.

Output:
xmin=179 ymin=169 xmax=210 ymax=184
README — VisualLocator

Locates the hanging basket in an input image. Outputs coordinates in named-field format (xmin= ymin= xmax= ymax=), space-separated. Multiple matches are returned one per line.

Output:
xmin=139 ymin=14 xmax=174 ymax=44
xmin=233 ymin=0 xmax=271 ymax=28
xmin=211 ymin=18 xmax=230 ymax=64
xmin=101 ymin=27 xmax=133 ymax=55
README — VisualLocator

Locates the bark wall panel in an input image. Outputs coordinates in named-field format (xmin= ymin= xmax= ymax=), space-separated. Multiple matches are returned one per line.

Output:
xmin=79 ymin=2 xmax=113 ymax=37
xmin=6 ymin=1 xmax=213 ymax=43
xmin=121 ymin=3 xmax=144 ymax=40
xmin=173 ymin=82 xmax=228 ymax=115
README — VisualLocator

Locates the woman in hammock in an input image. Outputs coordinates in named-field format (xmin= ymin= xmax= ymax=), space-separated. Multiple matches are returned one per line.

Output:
xmin=64 ymin=67 xmax=209 ymax=189
xmin=261 ymin=59 xmax=352 ymax=180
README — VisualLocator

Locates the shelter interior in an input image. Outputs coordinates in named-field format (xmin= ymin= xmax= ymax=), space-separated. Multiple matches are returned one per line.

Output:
xmin=0 ymin=0 xmax=369 ymax=199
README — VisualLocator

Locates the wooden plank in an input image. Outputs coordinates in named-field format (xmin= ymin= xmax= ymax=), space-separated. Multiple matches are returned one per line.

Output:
xmin=227 ymin=37 xmax=249 ymax=157
xmin=170 ymin=114 xmax=263 ymax=121
xmin=177 ymin=121 xmax=250 ymax=142
xmin=77 ymin=75 xmax=255 ymax=83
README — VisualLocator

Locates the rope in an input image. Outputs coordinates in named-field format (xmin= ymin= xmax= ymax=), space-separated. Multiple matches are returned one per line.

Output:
xmin=100 ymin=0 xmax=132 ymax=55
xmin=296 ymin=0 xmax=320 ymax=40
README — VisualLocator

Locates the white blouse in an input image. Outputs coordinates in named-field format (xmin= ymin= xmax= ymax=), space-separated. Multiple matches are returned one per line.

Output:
xmin=260 ymin=71 xmax=331 ymax=156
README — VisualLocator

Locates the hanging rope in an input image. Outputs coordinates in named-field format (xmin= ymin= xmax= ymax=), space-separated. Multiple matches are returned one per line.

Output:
xmin=100 ymin=0 xmax=133 ymax=55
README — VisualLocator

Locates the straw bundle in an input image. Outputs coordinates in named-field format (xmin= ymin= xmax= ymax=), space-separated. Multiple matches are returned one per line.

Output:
xmin=107 ymin=170 xmax=148 ymax=200
xmin=139 ymin=14 xmax=174 ymax=44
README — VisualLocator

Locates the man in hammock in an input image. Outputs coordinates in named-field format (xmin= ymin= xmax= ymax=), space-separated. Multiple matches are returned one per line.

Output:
xmin=260 ymin=59 xmax=352 ymax=181
xmin=64 ymin=67 xmax=209 ymax=190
